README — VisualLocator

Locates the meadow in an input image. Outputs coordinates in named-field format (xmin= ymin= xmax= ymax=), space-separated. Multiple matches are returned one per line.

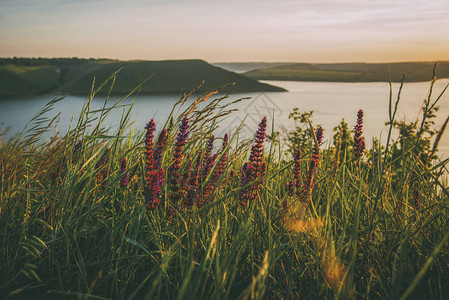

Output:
xmin=0 ymin=71 xmax=448 ymax=299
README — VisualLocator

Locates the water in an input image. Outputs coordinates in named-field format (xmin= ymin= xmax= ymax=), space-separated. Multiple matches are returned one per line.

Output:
xmin=1 ymin=80 xmax=448 ymax=158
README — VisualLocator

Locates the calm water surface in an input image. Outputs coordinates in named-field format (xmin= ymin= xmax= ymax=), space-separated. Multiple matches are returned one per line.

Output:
xmin=1 ymin=80 xmax=448 ymax=158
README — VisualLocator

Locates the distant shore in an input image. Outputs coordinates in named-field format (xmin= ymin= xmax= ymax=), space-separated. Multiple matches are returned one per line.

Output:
xmin=216 ymin=61 xmax=449 ymax=83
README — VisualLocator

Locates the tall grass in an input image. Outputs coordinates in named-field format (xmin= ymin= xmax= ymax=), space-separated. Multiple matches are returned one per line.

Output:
xmin=1 ymin=72 xmax=448 ymax=299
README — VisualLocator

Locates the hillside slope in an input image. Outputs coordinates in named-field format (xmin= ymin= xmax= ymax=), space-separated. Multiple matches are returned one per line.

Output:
xmin=244 ymin=62 xmax=449 ymax=82
xmin=0 ymin=58 xmax=285 ymax=97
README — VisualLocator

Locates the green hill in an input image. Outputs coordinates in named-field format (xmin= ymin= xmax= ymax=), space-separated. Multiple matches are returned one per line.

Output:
xmin=0 ymin=58 xmax=285 ymax=97
xmin=243 ymin=62 xmax=449 ymax=82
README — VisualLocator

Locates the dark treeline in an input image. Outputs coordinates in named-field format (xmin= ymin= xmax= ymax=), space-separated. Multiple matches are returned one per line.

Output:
xmin=0 ymin=57 xmax=116 ymax=66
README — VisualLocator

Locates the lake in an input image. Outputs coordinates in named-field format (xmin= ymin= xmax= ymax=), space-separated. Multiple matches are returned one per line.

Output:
xmin=1 ymin=80 xmax=448 ymax=158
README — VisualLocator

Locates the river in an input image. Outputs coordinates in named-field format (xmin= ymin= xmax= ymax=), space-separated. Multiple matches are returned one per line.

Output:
xmin=1 ymin=80 xmax=448 ymax=158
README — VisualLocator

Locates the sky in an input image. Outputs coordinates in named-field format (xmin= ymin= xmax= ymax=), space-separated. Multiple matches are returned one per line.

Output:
xmin=1 ymin=0 xmax=449 ymax=63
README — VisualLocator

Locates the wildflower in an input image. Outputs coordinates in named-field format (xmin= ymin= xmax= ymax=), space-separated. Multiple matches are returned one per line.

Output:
xmin=205 ymin=135 xmax=215 ymax=159
xmin=153 ymin=128 xmax=167 ymax=195
xmin=353 ymin=109 xmax=365 ymax=159
xmin=120 ymin=157 xmax=129 ymax=188
xmin=249 ymin=117 xmax=267 ymax=164
xmin=144 ymin=120 xmax=168 ymax=210
xmin=300 ymin=127 xmax=323 ymax=205
xmin=287 ymin=181 xmax=295 ymax=197
xmin=144 ymin=119 xmax=157 ymax=208
xmin=221 ymin=133 xmax=229 ymax=151
xmin=144 ymin=119 xmax=156 ymax=185
xmin=147 ymin=170 xmax=162 ymax=210
xmin=240 ymin=117 xmax=267 ymax=205
xmin=168 ymin=117 xmax=189 ymax=205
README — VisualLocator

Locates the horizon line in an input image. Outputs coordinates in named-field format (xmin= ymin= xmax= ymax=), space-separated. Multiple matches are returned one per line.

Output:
xmin=2 ymin=56 xmax=449 ymax=65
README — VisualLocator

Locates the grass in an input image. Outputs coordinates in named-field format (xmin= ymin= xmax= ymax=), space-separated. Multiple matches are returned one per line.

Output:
xmin=0 ymin=71 xmax=448 ymax=299
xmin=244 ymin=61 xmax=449 ymax=82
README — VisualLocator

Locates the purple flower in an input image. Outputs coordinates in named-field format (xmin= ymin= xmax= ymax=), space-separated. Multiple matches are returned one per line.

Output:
xmin=144 ymin=119 xmax=156 ymax=190
xmin=353 ymin=109 xmax=365 ymax=159
xmin=240 ymin=117 xmax=267 ymax=205
xmin=249 ymin=117 xmax=267 ymax=164
xmin=205 ymin=135 xmax=215 ymax=159
xmin=152 ymin=128 xmax=167 ymax=197
xmin=168 ymin=117 xmax=189 ymax=205
xmin=176 ymin=117 xmax=189 ymax=145
xmin=147 ymin=171 xmax=162 ymax=210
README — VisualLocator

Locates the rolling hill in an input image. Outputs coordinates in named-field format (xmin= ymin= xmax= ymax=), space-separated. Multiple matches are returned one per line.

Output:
xmin=0 ymin=58 xmax=286 ymax=97
xmin=243 ymin=62 xmax=449 ymax=82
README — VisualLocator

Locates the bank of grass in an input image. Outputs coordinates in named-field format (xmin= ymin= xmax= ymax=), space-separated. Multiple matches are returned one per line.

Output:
xmin=0 ymin=72 xmax=448 ymax=299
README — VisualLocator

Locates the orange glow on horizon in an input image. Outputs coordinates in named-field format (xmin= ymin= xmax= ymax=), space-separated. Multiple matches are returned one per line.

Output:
xmin=1 ymin=0 xmax=448 ymax=63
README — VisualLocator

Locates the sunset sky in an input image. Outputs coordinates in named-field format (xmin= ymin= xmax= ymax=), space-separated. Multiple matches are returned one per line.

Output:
xmin=1 ymin=0 xmax=448 ymax=63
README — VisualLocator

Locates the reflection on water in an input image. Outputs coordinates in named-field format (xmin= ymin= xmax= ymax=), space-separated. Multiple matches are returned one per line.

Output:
xmin=1 ymin=80 xmax=448 ymax=158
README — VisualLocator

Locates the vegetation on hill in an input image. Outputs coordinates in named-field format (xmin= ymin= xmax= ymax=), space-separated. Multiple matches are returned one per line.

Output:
xmin=0 ymin=58 xmax=285 ymax=97
xmin=0 ymin=73 xmax=448 ymax=299
xmin=244 ymin=61 xmax=449 ymax=82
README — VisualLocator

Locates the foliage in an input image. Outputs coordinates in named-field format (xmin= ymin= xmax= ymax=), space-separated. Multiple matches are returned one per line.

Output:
xmin=284 ymin=108 xmax=315 ymax=155
xmin=332 ymin=118 xmax=352 ymax=161
xmin=0 ymin=73 xmax=448 ymax=299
